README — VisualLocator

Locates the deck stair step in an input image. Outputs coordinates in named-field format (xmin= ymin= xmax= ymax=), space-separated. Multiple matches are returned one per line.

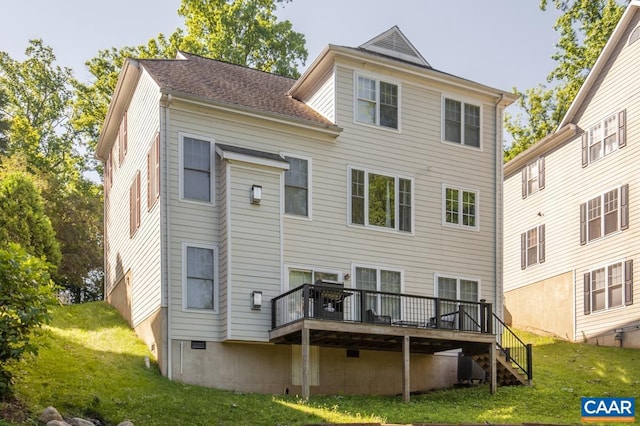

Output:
xmin=470 ymin=349 xmax=528 ymax=386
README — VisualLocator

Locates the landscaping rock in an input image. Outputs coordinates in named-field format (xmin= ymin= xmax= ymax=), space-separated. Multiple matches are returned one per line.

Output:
xmin=68 ymin=418 xmax=96 ymax=426
xmin=46 ymin=421 xmax=70 ymax=426
xmin=117 ymin=422 xmax=134 ymax=426
xmin=39 ymin=407 xmax=63 ymax=423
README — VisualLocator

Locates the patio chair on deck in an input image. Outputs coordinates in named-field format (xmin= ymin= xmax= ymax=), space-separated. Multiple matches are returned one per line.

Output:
xmin=365 ymin=308 xmax=392 ymax=325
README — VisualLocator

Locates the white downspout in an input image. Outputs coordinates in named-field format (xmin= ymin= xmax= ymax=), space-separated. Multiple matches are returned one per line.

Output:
xmin=162 ymin=93 xmax=173 ymax=380
xmin=494 ymin=95 xmax=505 ymax=318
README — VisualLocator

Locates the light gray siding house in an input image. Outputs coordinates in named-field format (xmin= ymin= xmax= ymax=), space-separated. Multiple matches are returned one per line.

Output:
xmin=504 ymin=1 xmax=640 ymax=348
xmin=97 ymin=26 xmax=526 ymax=400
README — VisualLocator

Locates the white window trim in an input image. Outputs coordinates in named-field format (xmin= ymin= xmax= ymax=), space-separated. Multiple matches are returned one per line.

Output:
xmin=281 ymin=152 xmax=312 ymax=221
xmin=182 ymin=241 xmax=219 ymax=313
xmin=434 ymin=273 xmax=482 ymax=301
xmin=351 ymin=263 xmax=404 ymax=293
xmin=441 ymin=183 xmax=480 ymax=231
xmin=347 ymin=165 xmax=415 ymax=235
xmin=584 ymin=184 xmax=625 ymax=243
xmin=585 ymin=113 xmax=619 ymax=164
xmin=587 ymin=259 xmax=627 ymax=314
xmin=178 ymin=131 xmax=216 ymax=206
xmin=441 ymin=94 xmax=483 ymax=150
xmin=285 ymin=264 xmax=343 ymax=290
xmin=523 ymin=225 xmax=543 ymax=268
xmin=353 ymin=72 xmax=401 ymax=132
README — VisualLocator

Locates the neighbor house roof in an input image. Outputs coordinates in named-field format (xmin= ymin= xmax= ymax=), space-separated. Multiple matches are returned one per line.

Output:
xmin=139 ymin=52 xmax=339 ymax=130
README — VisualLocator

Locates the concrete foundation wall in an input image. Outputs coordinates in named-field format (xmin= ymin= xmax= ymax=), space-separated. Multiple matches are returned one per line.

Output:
xmin=134 ymin=307 xmax=167 ymax=375
xmin=106 ymin=270 xmax=132 ymax=326
xmin=504 ymin=271 xmax=574 ymax=340
xmin=586 ymin=321 xmax=640 ymax=349
xmin=170 ymin=340 xmax=458 ymax=395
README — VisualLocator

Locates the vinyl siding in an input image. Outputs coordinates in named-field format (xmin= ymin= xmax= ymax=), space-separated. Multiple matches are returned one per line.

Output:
xmin=305 ymin=69 xmax=335 ymax=122
xmin=104 ymin=70 xmax=162 ymax=326
xmin=504 ymin=10 xmax=640 ymax=340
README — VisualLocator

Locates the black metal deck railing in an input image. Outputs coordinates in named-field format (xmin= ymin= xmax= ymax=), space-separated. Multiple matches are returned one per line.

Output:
xmin=493 ymin=313 xmax=533 ymax=381
xmin=271 ymin=282 xmax=494 ymax=333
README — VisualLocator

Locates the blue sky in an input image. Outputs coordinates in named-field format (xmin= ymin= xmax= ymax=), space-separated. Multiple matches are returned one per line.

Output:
xmin=1 ymin=1 xmax=562 ymax=117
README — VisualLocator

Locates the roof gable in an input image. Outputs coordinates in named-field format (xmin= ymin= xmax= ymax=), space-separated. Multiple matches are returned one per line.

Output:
xmin=359 ymin=26 xmax=430 ymax=67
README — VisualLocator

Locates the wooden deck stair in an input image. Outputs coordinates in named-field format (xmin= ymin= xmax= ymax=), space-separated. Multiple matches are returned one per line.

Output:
xmin=471 ymin=349 xmax=529 ymax=386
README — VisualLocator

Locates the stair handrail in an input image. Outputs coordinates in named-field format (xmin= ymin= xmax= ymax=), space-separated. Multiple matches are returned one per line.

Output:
xmin=492 ymin=313 xmax=533 ymax=382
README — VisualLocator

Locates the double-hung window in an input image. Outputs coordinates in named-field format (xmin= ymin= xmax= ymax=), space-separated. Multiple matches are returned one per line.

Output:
xmin=521 ymin=157 xmax=545 ymax=198
xmin=288 ymin=268 xmax=339 ymax=289
xmin=443 ymin=97 xmax=481 ymax=148
xmin=181 ymin=134 xmax=214 ymax=203
xmin=581 ymin=110 xmax=627 ymax=166
xmin=350 ymin=167 xmax=412 ymax=232
xmin=356 ymin=75 xmax=398 ymax=129
xmin=355 ymin=266 xmax=401 ymax=320
xmin=580 ymin=185 xmax=629 ymax=244
xmin=184 ymin=243 xmax=217 ymax=310
xmin=520 ymin=225 xmax=545 ymax=269
xmin=583 ymin=260 xmax=633 ymax=314
xmin=443 ymin=185 xmax=479 ymax=230
xmin=284 ymin=155 xmax=310 ymax=217
xmin=436 ymin=275 xmax=480 ymax=330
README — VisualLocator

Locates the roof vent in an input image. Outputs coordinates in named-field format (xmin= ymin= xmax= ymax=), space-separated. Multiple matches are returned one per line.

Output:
xmin=629 ymin=25 xmax=640 ymax=46
xmin=359 ymin=26 xmax=430 ymax=67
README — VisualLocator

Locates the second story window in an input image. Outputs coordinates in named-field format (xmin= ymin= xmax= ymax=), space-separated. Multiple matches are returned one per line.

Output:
xmin=581 ymin=110 xmax=626 ymax=166
xmin=356 ymin=75 xmax=398 ymax=129
xmin=181 ymin=134 xmax=213 ymax=203
xmin=580 ymin=184 xmax=629 ymax=245
xmin=443 ymin=97 xmax=481 ymax=148
xmin=284 ymin=155 xmax=310 ymax=217
xmin=520 ymin=225 xmax=545 ymax=269
xmin=350 ymin=167 xmax=412 ymax=233
xmin=521 ymin=157 xmax=545 ymax=198
xmin=443 ymin=185 xmax=478 ymax=230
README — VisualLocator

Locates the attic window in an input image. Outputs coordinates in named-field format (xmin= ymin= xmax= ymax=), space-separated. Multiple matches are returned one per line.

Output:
xmin=629 ymin=25 xmax=640 ymax=46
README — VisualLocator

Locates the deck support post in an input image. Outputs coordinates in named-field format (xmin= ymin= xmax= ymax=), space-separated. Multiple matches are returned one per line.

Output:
xmin=489 ymin=340 xmax=497 ymax=394
xmin=302 ymin=327 xmax=310 ymax=400
xmin=402 ymin=335 xmax=410 ymax=403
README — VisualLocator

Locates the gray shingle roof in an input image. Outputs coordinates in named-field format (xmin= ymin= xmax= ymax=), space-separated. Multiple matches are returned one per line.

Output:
xmin=138 ymin=52 xmax=336 ymax=129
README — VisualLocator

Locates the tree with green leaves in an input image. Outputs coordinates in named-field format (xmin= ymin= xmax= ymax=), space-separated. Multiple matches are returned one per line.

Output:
xmin=0 ymin=243 xmax=56 ymax=397
xmin=504 ymin=0 xmax=625 ymax=162
xmin=72 ymin=0 xmax=307 ymax=153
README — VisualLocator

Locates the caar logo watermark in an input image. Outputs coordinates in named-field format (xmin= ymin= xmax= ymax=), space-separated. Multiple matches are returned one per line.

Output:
xmin=581 ymin=397 xmax=635 ymax=423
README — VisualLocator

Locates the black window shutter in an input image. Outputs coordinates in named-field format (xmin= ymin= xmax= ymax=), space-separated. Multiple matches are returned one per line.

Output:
xmin=521 ymin=168 xmax=527 ymax=199
xmin=538 ymin=157 xmax=545 ymax=190
xmin=583 ymin=272 xmax=591 ymax=315
xmin=625 ymin=259 xmax=633 ymax=306
xmin=581 ymin=133 xmax=589 ymax=167
xmin=618 ymin=109 xmax=627 ymax=149
xmin=538 ymin=224 xmax=545 ymax=264
xmin=521 ymin=232 xmax=526 ymax=270
xmin=621 ymin=183 xmax=629 ymax=230
xmin=580 ymin=203 xmax=587 ymax=245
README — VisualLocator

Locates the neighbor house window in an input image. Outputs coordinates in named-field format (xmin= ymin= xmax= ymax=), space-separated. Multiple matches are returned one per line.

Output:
xmin=350 ymin=167 xmax=412 ymax=232
xmin=284 ymin=155 xmax=310 ymax=217
xmin=129 ymin=170 xmax=141 ymax=237
xmin=583 ymin=260 xmax=633 ymax=314
xmin=356 ymin=75 xmax=398 ymax=129
xmin=355 ymin=266 xmax=402 ymax=319
xmin=184 ymin=243 xmax=217 ymax=310
xmin=581 ymin=110 xmax=626 ymax=166
xmin=181 ymin=134 xmax=213 ymax=203
xmin=147 ymin=133 xmax=160 ymax=210
xmin=521 ymin=157 xmax=545 ymax=198
xmin=443 ymin=185 xmax=479 ymax=230
xmin=580 ymin=185 xmax=629 ymax=244
xmin=443 ymin=97 xmax=481 ymax=147
xmin=520 ymin=225 xmax=545 ymax=269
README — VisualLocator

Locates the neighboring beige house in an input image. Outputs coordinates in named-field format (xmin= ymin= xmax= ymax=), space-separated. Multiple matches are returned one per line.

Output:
xmin=504 ymin=1 xmax=640 ymax=348
xmin=97 ymin=26 xmax=526 ymax=400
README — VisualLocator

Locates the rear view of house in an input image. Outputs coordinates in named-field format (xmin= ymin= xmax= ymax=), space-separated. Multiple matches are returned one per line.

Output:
xmin=97 ymin=26 xmax=525 ymax=399
xmin=504 ymin=1 xmax=640 ymax=348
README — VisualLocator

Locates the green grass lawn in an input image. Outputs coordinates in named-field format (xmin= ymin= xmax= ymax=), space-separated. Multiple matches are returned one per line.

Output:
xmin=2 ymin=302 xmax=639 ymax=425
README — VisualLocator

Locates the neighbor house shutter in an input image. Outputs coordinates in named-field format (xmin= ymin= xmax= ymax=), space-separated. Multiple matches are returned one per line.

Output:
xmin=538 ymin=157 xmax=545 ymax=190
xmin=583 ymin=273 xmax=591 ymax=315
xmin=581 ymin=133 xmax=589 ymax=167
xmin=538 ymin=224 xmax=545 ymax=264
xmin=618 ymin=109 xmax=627 ymax=149
xmin=625 ymin=259 xmax=633 ymax=306
xmin=520 ymin=232 xmax=526 ymax=270
xmin=129 ymin=180 xmax=135 ymax=237
xmin=621 ymin=183 xmax=629 ymax=230
xmin=521 ymin=168 xmax=527 ymax=199
xmin=147 ymin=149 xmax=152 ymax=210
xmin=580 ymin=202 xmax=587 ymax=245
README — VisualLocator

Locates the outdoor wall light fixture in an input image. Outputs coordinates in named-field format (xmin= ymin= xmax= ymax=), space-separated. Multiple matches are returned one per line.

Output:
xmin=250 ymin=185 xmax=262 ymax=204
xmin=251 ymin=291 xmax=263 ymax=310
